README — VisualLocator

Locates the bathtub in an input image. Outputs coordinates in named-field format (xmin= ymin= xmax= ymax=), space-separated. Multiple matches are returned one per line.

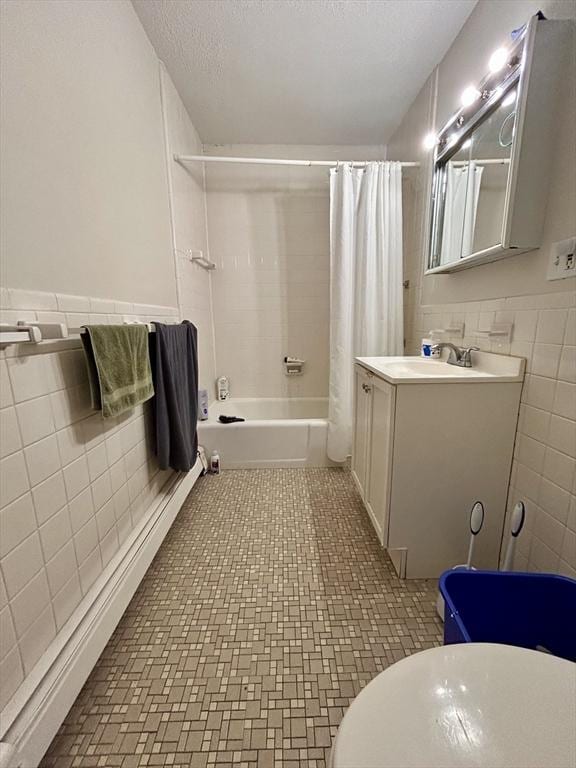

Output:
xmin=197 ymin=397 xmax=335 ymax=469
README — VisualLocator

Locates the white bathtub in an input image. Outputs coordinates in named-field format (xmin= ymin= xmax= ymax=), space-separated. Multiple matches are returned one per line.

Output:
xmin=197 ymin=397 xmax=334 ymax=469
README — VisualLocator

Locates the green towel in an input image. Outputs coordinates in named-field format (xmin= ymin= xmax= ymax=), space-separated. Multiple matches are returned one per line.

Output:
xmin=81 ymin=325 xmax=154 ymax=418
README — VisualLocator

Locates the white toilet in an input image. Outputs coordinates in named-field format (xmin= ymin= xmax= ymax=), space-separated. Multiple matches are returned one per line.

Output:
xmin=330 ymin=643 xmax=576 ymax=768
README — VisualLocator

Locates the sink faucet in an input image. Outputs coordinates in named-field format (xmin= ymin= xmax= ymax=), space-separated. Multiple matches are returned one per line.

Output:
xmin=431 ymin=342 xmax=479 ymax=368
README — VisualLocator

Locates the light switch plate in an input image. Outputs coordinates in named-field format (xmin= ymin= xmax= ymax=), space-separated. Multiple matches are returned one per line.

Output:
xmin=547 ymin=237 xmax=576 ymax=281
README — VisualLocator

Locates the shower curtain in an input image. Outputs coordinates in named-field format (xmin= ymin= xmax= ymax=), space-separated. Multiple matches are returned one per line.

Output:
xmin=327 ymin=162 xmax=403 ymax=463
xmin=440 ymin=162 xmax=484 ymax=265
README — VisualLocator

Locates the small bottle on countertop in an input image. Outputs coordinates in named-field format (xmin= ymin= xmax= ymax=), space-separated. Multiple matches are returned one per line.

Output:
xmin=421 ymin=331 xmax=441 ymax=358
xmin=210 ymin=450 xmax=220 ymax=474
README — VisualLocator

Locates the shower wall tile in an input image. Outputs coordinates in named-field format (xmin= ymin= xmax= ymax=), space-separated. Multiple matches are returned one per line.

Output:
xmin=205 ymin=152 xmax=334 ymax=398
xmin=0 ymin=287 xmax=181 ymax=713
xmin=404 ymin=287 xmax=576 ymax=577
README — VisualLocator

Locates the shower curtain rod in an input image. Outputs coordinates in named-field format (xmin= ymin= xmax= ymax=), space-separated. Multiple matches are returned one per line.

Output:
xmin=174 ymin=154 xmax=420 ymax=168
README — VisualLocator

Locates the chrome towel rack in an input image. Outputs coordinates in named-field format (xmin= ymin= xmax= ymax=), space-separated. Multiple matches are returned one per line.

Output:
xmin=0 ymin=319 xmax=162 ymax=346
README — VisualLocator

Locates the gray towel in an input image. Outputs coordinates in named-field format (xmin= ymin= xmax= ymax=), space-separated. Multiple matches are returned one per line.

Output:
xmin=150 ymin=321 xmax=198 ymax=471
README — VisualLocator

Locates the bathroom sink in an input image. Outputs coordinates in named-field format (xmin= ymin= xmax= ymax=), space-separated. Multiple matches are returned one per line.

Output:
xmin=356 ymin=353 xmax=525 ymax=384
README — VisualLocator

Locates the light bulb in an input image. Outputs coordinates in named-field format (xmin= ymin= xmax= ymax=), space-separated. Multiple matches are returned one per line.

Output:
xmin=461 ymin=86 xmax=481 ymax=107
xmin=502 ymin=90 xmax=517 ymax=107
xmin=462 ymin=139 xmax=472 ymax=150
xmin=489 ymin=47 xmax=508 ymax=73
xmin=422 ymin=132 xmax=437 ymax=150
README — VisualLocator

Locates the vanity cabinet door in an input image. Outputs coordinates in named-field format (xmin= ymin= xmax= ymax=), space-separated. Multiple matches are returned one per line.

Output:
xmin=366 ymin=377 xmax=395 ymax=544
xmin=351 ymin=365 xmax=372 ymax=499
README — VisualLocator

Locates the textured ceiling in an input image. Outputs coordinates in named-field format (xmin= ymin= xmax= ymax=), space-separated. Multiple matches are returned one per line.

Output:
xmin=132 ymin=0 xmax=477 ymax=145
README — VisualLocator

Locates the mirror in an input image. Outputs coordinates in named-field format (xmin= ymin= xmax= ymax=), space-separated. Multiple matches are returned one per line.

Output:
xmin=432 ymin=87 xmax=518 ymax=269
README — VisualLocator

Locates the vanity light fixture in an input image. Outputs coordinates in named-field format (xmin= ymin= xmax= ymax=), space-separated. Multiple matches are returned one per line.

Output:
xmin=422 ymin=132 xmax=438 ymax=150
xmin=460 ymin=85 xmax=481 ymax=107
xmin=488 ymin=47 xmax=509 ymax=73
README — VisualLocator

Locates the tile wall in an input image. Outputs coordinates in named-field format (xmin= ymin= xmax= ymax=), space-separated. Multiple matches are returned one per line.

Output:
xmin=0 ymin=288 xmax=180 ymax=713
xmin=206 ymin=164 xmax=330 ymax=398
xmin=204 ymin=145 xmax=386 ymax=399
xmin=405 ymin=289 xmax=576 ymax=577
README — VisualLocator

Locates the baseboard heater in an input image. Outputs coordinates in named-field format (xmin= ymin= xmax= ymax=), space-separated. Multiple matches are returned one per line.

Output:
xmin=0 ymin=454 xmax=204 ymax=768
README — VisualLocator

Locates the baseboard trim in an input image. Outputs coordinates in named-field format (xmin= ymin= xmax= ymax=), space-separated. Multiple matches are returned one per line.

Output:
xmin=1 ymin=459 xmax=203 ymax=768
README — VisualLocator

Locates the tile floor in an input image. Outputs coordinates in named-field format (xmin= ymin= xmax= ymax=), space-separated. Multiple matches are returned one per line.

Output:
xmin=41 ymin=468 xmax=442 ymax=768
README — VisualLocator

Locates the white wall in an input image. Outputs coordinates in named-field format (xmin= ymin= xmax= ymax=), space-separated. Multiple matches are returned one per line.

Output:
xmin=160 ymin=68 xmax=216 ymax=395
xmin=387 ymin=0 xmax=576 ymax=575
xmin=0 ymin=0 xmax=215 ymax=743
xmin=205 ymin=144 xmax=385 ymax=398
xmin=0 ymin=0 xmax=176 ymax=306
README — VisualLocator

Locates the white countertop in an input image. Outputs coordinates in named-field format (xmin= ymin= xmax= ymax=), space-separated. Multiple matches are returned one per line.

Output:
xmin=356 ymin=352 xmax=525 ymax=384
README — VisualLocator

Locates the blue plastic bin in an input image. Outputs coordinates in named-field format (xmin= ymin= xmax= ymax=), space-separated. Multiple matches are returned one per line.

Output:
xmin=439 ymin=569 xmax=576 ymax=662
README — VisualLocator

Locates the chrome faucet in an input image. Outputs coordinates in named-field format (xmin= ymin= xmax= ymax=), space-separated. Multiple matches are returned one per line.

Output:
xmin=431 ymin=342 xmax=479 ymax=368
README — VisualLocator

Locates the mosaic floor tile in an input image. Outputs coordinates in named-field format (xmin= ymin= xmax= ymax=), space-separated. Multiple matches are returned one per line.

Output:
xmin=41 ymin=468 xmax=442 ymax=767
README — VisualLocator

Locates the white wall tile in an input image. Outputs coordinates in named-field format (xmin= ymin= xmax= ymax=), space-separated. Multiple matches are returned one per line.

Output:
xmin=68 ymin=486 xmax=95 ymax=534
xmin=52 ymin=573 xmax=82 ymax=631
xmin=0 ymin=493 xmax=37 ymax=558
xmin=78 ymin=546 xmax=102 ymax=595
xmin=18 ymin=605 xmax=56 ymax=674
xmin=56 ymin=294 xmax=90 ymax=313
xmin=56 ymin=425 xmax=85 ymax=465
xmin=538 ymin=478 xmax=570 ymax=525
xmin=0 ymin=605 xmax=17 ymax=656
xmin=45 ymin=540 xmax=77 ymax=597
xmin=31 ymin=471 xmax=67 ymax=525
xmin=543 ymin=448 xmax=575 ymax=492
xmin=9 ymin=289 xmax=57 ymax=311
xmin=521 ymin=375 xmax=556 ymax=412
xmin=531 ymin=344 xmax=561 ymax=379
xmin=73 ymin=518 xmax=99 ymax=563
xmin=1 ymin=532 xmax=44 ymax=598
xmin=16 ymin=396 xmax=56 ymax=446
xmin=558 ymin=346 xmax=576 ymax=384
xmin=0 ymin=407 xmax=22 ymax=458
xmin=0 ymin=645 xmax=24 ymax=711
xmin=561 ymin=528 xmax=576 ymax=568
xmin=95 ymin=498 xmax=116 ymax=541
xmin=553 ymin=381 xmax=576 ymax=422
xmin=39 ymin=504 xmax=72 ymax=561
xmin=520 ymin=405 xmax=550 ymax=444
xmin=87 ymin=443 xmax=108 ymax=482
xmin=63 ymin=455 xmax=90 ymax=500
xmin=0 ymin=361 xmax=14 ymax=409
xmin=91 ymin=470 xmax=113 ymax=511
xmin=24 ymin=434 xmax=61 ymax=486
xmin=9 ymin=568 xmax=50 ymax=637
xmin=0 ymin=451 xmax=30 ymax=508
xmin=100 ymin=526 xmax=119 ymax=567
xmin=548 ymin=415 xmax=576 ymax=458
xmin=536 ymin=310 xmax=568 ymax=345
xmin=6 ymin=356 xmax=52 ymax=403
xmin=564 ymin=310 xmax=576 ymax=346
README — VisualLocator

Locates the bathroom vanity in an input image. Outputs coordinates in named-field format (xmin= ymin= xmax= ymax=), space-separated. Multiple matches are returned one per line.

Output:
xmin=352 ymin=352 xmax=525 ymax=578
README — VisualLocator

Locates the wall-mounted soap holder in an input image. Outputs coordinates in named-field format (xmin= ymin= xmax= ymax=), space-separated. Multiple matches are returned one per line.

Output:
xmin=430 ymin=322 xmax=465 ymax=338
xmin=284 ymin=356 xmax=305 ymax=376
xmin=476 ymin=322 xmax=514 ymax=343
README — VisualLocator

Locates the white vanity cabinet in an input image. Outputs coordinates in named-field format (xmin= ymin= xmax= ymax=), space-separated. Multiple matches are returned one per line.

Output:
xmin=352 ymin=355 xmax=524 ymax=579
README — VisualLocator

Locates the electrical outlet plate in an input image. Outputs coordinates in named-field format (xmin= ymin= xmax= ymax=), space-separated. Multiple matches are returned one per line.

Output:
xmin=547 ymin=237 xmax=576 ymax=281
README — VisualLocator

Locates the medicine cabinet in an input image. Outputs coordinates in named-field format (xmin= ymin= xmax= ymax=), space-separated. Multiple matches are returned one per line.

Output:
xmin=426 ymin=14 xmax=571 ymax=273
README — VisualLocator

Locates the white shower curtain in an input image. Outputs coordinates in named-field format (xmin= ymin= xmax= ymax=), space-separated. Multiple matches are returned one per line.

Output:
xmin=327 ymin=162 xmax=403 ymax=463
xmin=440 ymin=162 xmax=484 ymax=265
